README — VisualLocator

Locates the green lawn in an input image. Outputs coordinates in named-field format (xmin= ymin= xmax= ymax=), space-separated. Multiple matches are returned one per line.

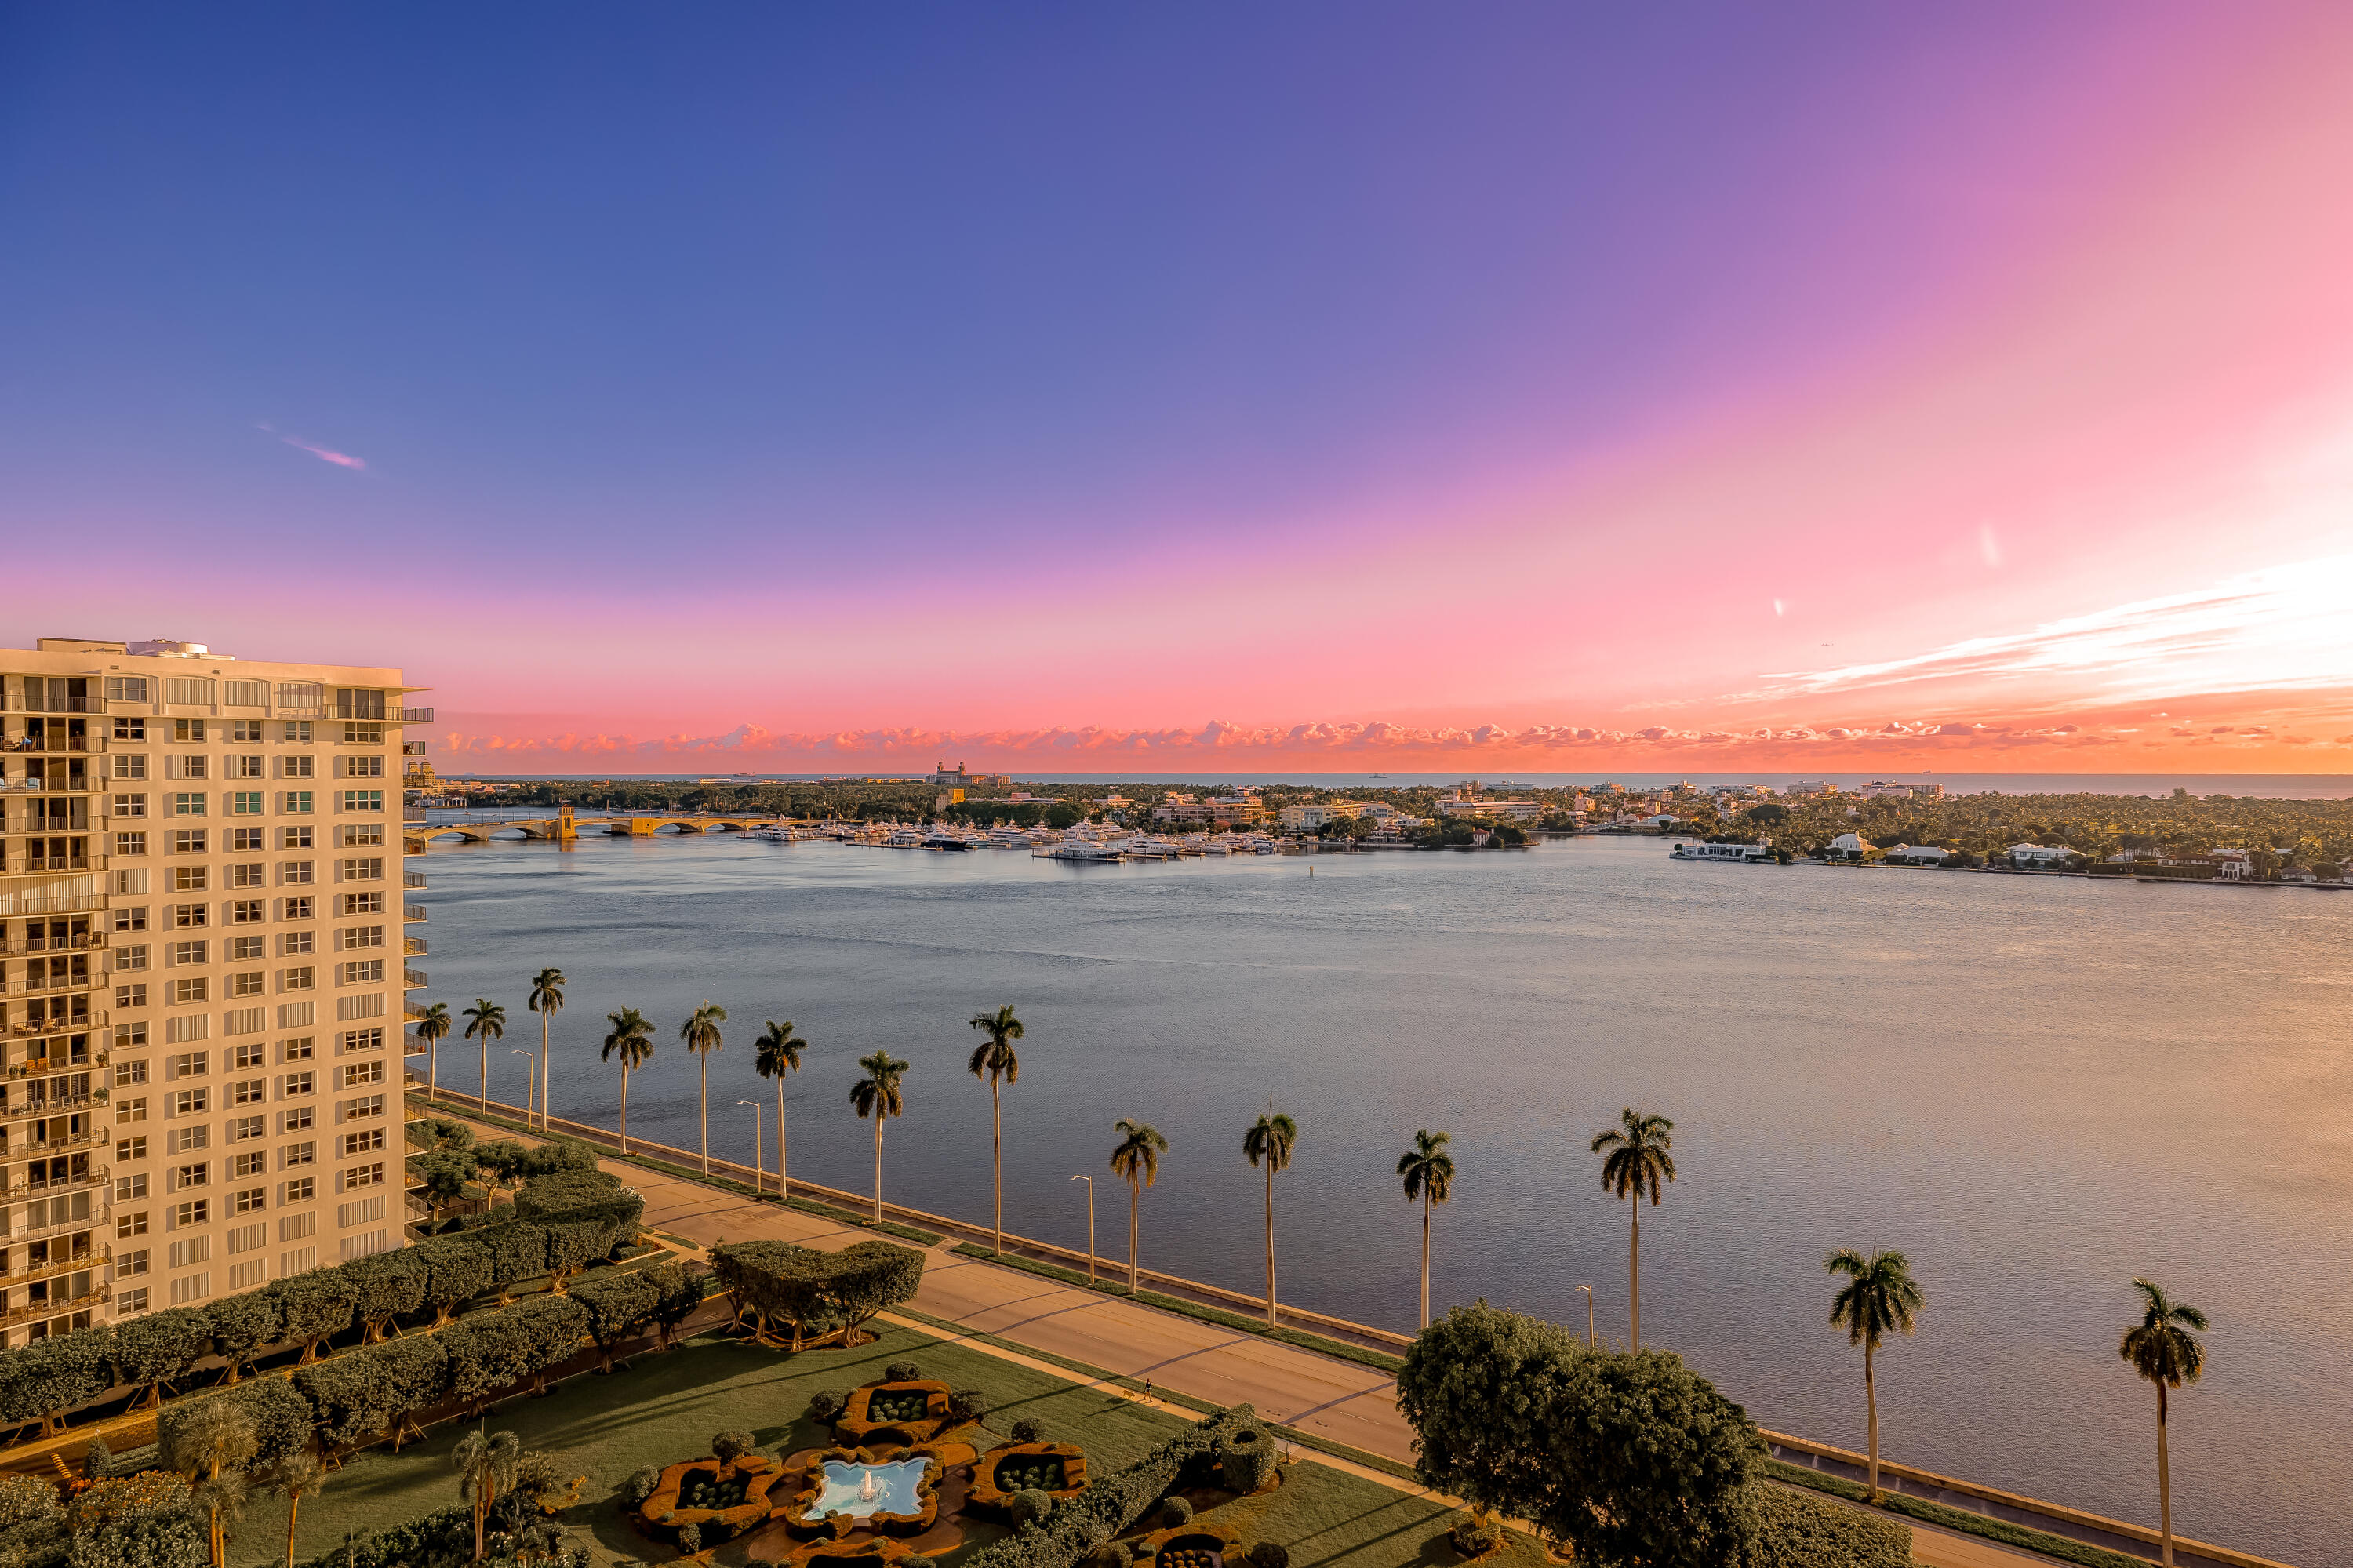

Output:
xmin=234 ymin=1325 xmax=1533 ymax=1568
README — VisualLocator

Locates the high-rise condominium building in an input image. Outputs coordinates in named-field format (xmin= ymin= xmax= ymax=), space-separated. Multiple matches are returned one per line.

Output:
xmin=0 ymin=637 xmax=431 ymax=1346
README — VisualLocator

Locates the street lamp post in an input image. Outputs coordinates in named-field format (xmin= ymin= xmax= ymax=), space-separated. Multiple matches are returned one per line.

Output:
xmin=737 ymin=1101 xmax=766 ymax=1196
xmin=508 ymin=1050 xmax=536 ymax=1122
xmin=1070 ymin=1174 xmax=1095 ymax=1285
xmin=1576 ymin=1284 xmax=1595 ymax=1348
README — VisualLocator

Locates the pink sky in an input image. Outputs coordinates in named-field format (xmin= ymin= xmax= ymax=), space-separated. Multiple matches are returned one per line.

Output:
xmin=16 ymin=5 xmax=2353 ymax=774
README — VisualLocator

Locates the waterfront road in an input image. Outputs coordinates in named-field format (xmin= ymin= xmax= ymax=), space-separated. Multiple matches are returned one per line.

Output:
xmin=547 ymin=1136 xmax=2049 ymax=1568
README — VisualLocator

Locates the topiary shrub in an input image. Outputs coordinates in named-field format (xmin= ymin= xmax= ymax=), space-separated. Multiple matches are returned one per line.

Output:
xmin=1247 ymin=1545 xmax=1289 ymax=1568
xmin=900 ymin=1557 xmax=937 ymax=1568
xmin=1739 ymin=1484 xmax=1910 ymax=1568
xmin=1216 ymin=1416 xmax=1278 ymax=1494
xmin=884 ymin=1361 xmax=923 ymax=1384
xmin=709 ymin=1431 xmax=755 ymax=1464
xmin=675 ymin=1521 xmax=702 ymax=1555
xmin=1006 ymin=1488 xmax=1054 ymax=1528
xmin=806 ymin=1388 xmax=849 ymax=1423
xmin=948 ymin=1388 xmax=989 ymax=1424
xmin=1009 ymin=1417 xmax=1046 ymax=1444
xmin=1159 ymin=1495 xmax=1192 ymax=1526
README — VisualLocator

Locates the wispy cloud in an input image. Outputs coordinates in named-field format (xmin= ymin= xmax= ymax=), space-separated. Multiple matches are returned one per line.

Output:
xmin=256 ymin=422 xmax=366 ymax=471
xmin=1741 ymin=556 xmax=2353 ymax=707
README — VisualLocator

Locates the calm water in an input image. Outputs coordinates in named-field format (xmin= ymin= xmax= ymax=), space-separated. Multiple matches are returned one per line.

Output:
xmin=413 ymin=831 xmax=2352 ymax=1564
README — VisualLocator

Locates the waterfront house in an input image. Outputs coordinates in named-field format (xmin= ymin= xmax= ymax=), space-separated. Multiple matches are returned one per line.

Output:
xmin=2006 ymin=842 xmax=2076 ymax=868
xmin=1884 ymin=843 xmax=1951 ymax=865
xmin=1826 ymin=831 xmax=1873 ymax=861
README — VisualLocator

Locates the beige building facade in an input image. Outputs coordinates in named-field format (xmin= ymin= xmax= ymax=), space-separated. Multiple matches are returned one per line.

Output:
xmin=0 ymin=637 xmax=430 ymax=1346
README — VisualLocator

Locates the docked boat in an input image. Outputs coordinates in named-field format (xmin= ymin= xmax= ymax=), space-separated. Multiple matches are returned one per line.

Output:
xmin=882 ymin=826 xmax=927 ymax=849
xmin=1047 ymin=838 xmax=1129 ymax=862
xmin=1669 ymin=840 xmax=1772 ymax=862
xmin=1122 ymin=835 xmax=1182 ymax=860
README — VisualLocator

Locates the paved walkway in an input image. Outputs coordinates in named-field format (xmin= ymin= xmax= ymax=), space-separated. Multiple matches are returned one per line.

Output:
xmin=584 ymin=1144 xmax=2053 ymax=1568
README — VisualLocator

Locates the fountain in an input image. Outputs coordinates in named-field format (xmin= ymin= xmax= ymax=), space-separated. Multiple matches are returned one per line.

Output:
xmin=808 ymin=1453 xmax=931 ymax=1522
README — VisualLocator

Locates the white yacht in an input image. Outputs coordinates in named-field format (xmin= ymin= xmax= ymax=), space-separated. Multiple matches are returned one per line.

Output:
xmin=1047 ymin=838 xmax=1129 ymax=862
xmin=882 ymin=825 xmax=927 ymax=849
xmin=983 ymin=824 xmax=1034 ymax=850
xmin=1122 ymin=835 xmax=1181 ymax=860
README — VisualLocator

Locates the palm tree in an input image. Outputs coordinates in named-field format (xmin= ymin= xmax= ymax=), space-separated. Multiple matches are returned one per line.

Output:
xmin=416 ymin=1002 xmax=451 ymax=1101
xmin=461 ymin=999 xmax=505 ymax=1116
xmin=754 ymin=1020 xmax=806 ymax=1197
xmin=966 ymin=1004 xmax=1024 ymax=1255
xmin=271 ymin=1450 xmax=329 ymax=1568
xmin=1825 ymin=1247 xmax=1925 ymax=1501
xmin=526 ymin=967 xmax=566 ymax=1132
xmin=2121 ymin=1277 xmax=2209 ymax=1568
xmin=452 ymin=1426 xmax=522 ymax=1562
xmin=1397 ymin=1130 xmax=1455 ymax=1330
xmin=849 ymin=1050 xmax=910 ymax=1221
xmin=680 ymin=1001 xmax=727 ymax=1177
xmin=172 ymin=1395 xmax=258 ymax=1568
xmin=1243 ymin=1106 xmax=1297 ymax=1328
xmin=600 ymin=1007 xmax=653 ymax=1156
xmin=1108 ymin=1119 xmax=1168 ymax=1297
xmin=1590 ymin=1108 xmax=1675 ymax=1352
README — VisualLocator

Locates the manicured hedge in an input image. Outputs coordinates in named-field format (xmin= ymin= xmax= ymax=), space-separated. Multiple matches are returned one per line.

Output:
xmin=1741 ymin=1484 xmax=1909 ymax=1568
xmin=289 ymin=1501 xmax=587 ymax=1568
xmin=707 ymin=1239 xmax=924 ymax=1343
xmin=155 ymin=1376 xmax=310 ymax=1472
xmin=0 ymin=1324 xmax=115 ymax=1431
xmin=107 ymin=1308 xmax=216 ymax=1406
xmin=962 ymin=1406 xmax=1255 ymax=1568
xmin=205 ymin=1290 xmax=284 ymax=1380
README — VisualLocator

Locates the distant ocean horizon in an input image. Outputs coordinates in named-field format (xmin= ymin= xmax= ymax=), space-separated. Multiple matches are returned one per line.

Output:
xmin=431 ymin=770 xmax=2353 ymax=799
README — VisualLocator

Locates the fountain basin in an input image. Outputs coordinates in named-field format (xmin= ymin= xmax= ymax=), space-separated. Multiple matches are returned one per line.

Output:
xmin=813 ymin=1458 xmax=928 ymax=1519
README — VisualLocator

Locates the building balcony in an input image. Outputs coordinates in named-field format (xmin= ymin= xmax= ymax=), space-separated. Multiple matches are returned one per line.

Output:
xmin=0 ymin=1286 xmax=108 ymax=1332
xmin=403 ymin=966 xmax=427 ymax=988
xmin=0 ymin=777 xmax=95 ymax=794
xmin=0 ymin=1165 xmax=108 ymax=1202
xmin=20 ymin=970 xmax=100 ymax=996
xmin=391 ymin=707 xmax=435 ymax=723
xmin=0 ymin=853 xmax=101 ymax=876
xmin=2 ymin=1127 xmax=107 ymax=1158
xmin=1 ymin=695 xmax=94 ymax=715
xmin=403 ymin=999 xmax=431 ymax=1021
xmin=0 ymin=1090 xmax=103 ymax=1122
xmin=0 ymin=931 xmax=107 ymax=955
xmin=403 ymin=937 xmax=426 ymax=957
xmin=402 ymin=1030 xmax=429 ymax=1054
xmin=8 ymin=1009 xmax=107 ymax=1038
xmin=0 ymin=1244 xmax=106 ymax=1290
xmin=3 ymin=737 xmax=93 ymax=755
xmin=403 ymin=904 xmax=426 ymax=922
xmin=404 ymin=871 xmax=427 ymax=889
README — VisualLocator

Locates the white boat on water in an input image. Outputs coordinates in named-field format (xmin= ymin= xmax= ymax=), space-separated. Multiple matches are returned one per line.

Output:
xmin=1047 ymin=838 xmax=1129 ymax=862
xmin=1670 ymin=840 xmax=1773 ymax=862
xmin=1122 ymin=835 xmax=1182 ymax=860
xmin=983 ymin=824 xmax=1035 ymax=850
xmin=882 ymin=826 xmax=927 ymax=849
xmin=922 ymin=825 xmax=973 ymax=850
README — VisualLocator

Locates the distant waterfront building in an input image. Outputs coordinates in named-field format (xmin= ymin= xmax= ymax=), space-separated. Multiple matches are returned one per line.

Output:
xmin=1436 ymin=790 xmax=1540 ymax=821
xmin=1826 ymin=831 xmax=1873 ymax=860
xmin=1860 ymin=780 xmax=1945 ymax=801
xmin=2006 ymin=842 xmax=2075 ymax=868
xmin=0 ymin=636 xmax=427 ymax=1345
xmin=933 ymin=762 xmax=1011 ymax=792
xmin=1883 ymin=843 xmax=1951 ymax=864
xmin=1785 ymin=779 xmax=1831 ymax=796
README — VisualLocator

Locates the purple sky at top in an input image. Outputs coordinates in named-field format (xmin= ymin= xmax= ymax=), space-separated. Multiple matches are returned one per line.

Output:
xmin=7 ymin=3 xmax=2351 ymax=769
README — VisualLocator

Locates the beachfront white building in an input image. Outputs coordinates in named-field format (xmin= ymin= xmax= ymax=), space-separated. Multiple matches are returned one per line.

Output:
xmin=1884 ymin=844 xmax=1951 ymax=865
xmin=2006 ymin=843 xmax=2076 ymax=868
xmin=1826 ymin=831 xmax=1873 ymax=860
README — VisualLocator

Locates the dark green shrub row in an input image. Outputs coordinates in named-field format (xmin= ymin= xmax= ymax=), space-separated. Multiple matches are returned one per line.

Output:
xmin=962 ymin=1406 xmax=1257 ymax=1568
xmin=290 ymin=1501 xmax=587 ymax=1568
xmin=706 ymin=1239 xmax=924 ymax=1343
xmin=1761 ymin=1461 xmax=2150 ymax=1568
xmin=0 ymin=1149 xmax=637 ymax=1434
xmin=1740 ymin=1484 xmax=1909 ymax=1568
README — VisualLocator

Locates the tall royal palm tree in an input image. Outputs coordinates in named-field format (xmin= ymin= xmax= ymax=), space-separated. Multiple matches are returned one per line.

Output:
xmin=1244 ymin=1106 xmax=1297 ymax=1328
xmin=754 ymin=1020 xmax=806 ymax=1197
xmin=526 ymin=966 xmax=566 ymax=1132
xmin=1109 ymin=1119 xmax=1168 ymax=1297
xmin=1591 ymin=1108 xmax=1675 ymax=1352
xmin=849 ymin=1050 xmax=910 ymax=1221
xmin=1825 ymin=1246 xmax=1925 ymax=1501
xmin=966 ymin=1004 xmax=1024 ymax=1255
xmin=461 ymin=999 xmax=505 ymax=1117
xmin=452 ymin=1427 xmax=522 ymax=1563
xmin=681 ymin=1002 xmax=728 ymax=1176
xmin=415 ymin=1001 xmax=451 ymax=1102
xmin=1397 ymin=1129 xmax=1455 ymax=1330
xmin=600 ymin=1007 xmax=654 ymax=1156
xmin=2121 ymin=1277 xmax=2209 ymax=1567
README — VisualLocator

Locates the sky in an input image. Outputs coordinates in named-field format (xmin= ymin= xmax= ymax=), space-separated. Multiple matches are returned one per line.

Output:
xmin=7 ymin=3 xmax=2353 ymax=775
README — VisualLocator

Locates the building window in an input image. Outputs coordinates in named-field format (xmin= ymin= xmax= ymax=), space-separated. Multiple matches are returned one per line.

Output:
xmin=116 ymin=1021 xmax=150 ymax=1050
xmin=169 ymin=1088 xmax=209 ymax=1115
xmin=169 ymin=940 xmax=209 ymax=966
xmin=170 ymin=827 xmax=207 ymax=852
xmin=279 ymin=825 xmax=314 ymax=849
xmin=282 ymin=720 xmax=311 ymax=744
xmin=169 ymin=904 xmax=208 ymax=929
xmin=231 ymin=1077 xmax=265 ymax=1105
xmin=283 ymin=1176 xmax=315 ymax=1203
xmin=231 ymin=1150 xmax=266 ymax=1177
xmin=231 ymin=1115 xmax=265 ymax=1142
xmin=342 ymin=1162 xmax=385 ymax=1190
xmin=116 ymin=1173 xmax=150 ymax=1201
xmin=165 ymin=753 xmax=209 ymax=780
xmin=340 ymin=1126 xmax=387 ymax=1156
xmin=231 ymin=791 xmax=264 ymax=815
xmin=168 ymin=1125 xmax=209 ymax=1155
xmin=106 ymin=676 xmax=151 ymax=704
xmin=173 ymin=1162 xmax=210 ymax=1189
xmin=172 ymin=865 xmax=208 ymax=892
xmin=229 ymin=936 xmax=264 ymax=962
xmin=116 ymin=906 xmax=150 ymax=933
xmin=280 ymin=791 xmax=313 ymax=814
xmin=115 ymin=1250 xmax=151 ymax=1279
xmin=172 ymin=793 xmax=207 ymax=816
xmin=227 ymin=715 xmax=265 ymax=740
xmin=339 ymin=857 xmax=384 ymax=882
xmin=339 ymin=959 xmax=385 ymax=986
xmin=231 ymin=755 xmax=264 ymax=779
xmin=169 ymin=1050 xmax=209 ymax=1077
xmin=229 ymin=899 xmax=265 ymax=923
xmin=339 ymin=925 xmax=385 ymax=951
xmin=111 ymin=754 xmax=150 ymax=780
xmin=283 ymin=1140 xmax=315 ymax=1167
xmin=342 ymin=1059 xmax=386 ymax=1087
xmin=337 ymin=791 xmax=384 ymax=813
xmin=113 ymin=716 xmax=147 ymax=741
xmin=340 ymin=1027 xmax=384 ymax=1053
xmin=337 ymin=823 xmax=385 ymax=848
xmin=117 ymin=1135 xmax=148 ymax=1162
xmin=280 ymin=966 xmax=315 ymax=991
xmin=114 ymin=943 xmax=151 ymax=973
xmin=341 ymin=1093 xmax=385 ymax=1121
xmin=231 ymin=827 xmax=265 ymax=851
xmin=230 ymin=972 xmax=264 ymax=999
xmin=115 ymin=1098 xmax=147 ymax=1125
xmin=167 ymin=686 xmax=215 ymax=713
xmin=282 ymin=1071 xmax=315 ymax=1097
xmin=278 ymin=861 xmax=315 ymax=886
xmin=282 ymin=1036 xmax=315 ymax=1061
xmin=282 ymin=1108 xmax=316 ymax=1137
xmin=230 ymin=864 xmax=264 ymax=889
xmin=118 ymin=1211 xmax=149 ymax=1239
xmin=173 ymin=1200 xmax=210 ymax=1228
xmin=115 ymin=832 xmax=148 ymax=857
xmin=338 ymin=892 xmax=386 ymax=915
xmin=280 ymin=931 xmax=314 ymax=957
xmin=277 ymin=754 xmax=315 ymax=780
xmin=231 ymin=1040 xmax=264 ymax=1069
xmin=169 ymin=979 xmax=209 ymax=1006
xmin=282 ymin=896 xmax=315 ymax=921
xmin=112 ymin=791 xmax=147 ymax=814
xmin=234 ymin=1185 xmax=267 ymax=1214
xmin=117 ymin=1286 xmax=151 ymax=1315
xmin=114 ymin=1059 xmax=149 ymax=1086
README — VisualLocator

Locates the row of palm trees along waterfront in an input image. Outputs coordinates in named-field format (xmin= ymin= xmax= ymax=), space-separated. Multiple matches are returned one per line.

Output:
xmin=410 ymin=984 xmax=2219 ymax=1568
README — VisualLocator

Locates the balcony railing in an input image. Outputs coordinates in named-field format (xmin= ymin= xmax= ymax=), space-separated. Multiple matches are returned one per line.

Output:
xmin=0 ymin=931 xmax=107 ymax=955
xmin=16 ymin=1206 xmax=104 ymax=1244
xmin=403 ymin=966 xmax=427 ymax=988
xmin=0 ymin=777 xmax=94 ymax=794
xmin=0 ymin=1286 xmax=108 ymax=1332
xmin=404 ymin=871 xmax=427 ymax=889
xmin=0 ymin=853 xmax=100 ymax=875
xmin=403 ymin=904 xmax=426 ymax=922
xmin=8 ymin=1008 xmax=107 ymax=1037
xmin=391 ymin=707 xmax=435 ymax=723
xmin=404 ymin=999 xmax=431 ymax=1021
xmin=0 ymin=1245 xmax=106 ymax=1290
xmin=276 ymin=704 xmax=328 ymax=719
xmin=21 ymin=970 xmax=99 ymax=995
xmin=402 ymin=1030 xmax=430 ymax=1054
xmin=0 ymin=1165 xmax=108 ymax=1201
xmin=3 ymin=737 xmax=93 ymax=754
xmin=4 ymin=1128 xmax=107 ymax=1158
xmin=0 ymin=1090 xmax=102 ymax=1122
xmin=403 ymin=937 xmax=426 ymax=957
